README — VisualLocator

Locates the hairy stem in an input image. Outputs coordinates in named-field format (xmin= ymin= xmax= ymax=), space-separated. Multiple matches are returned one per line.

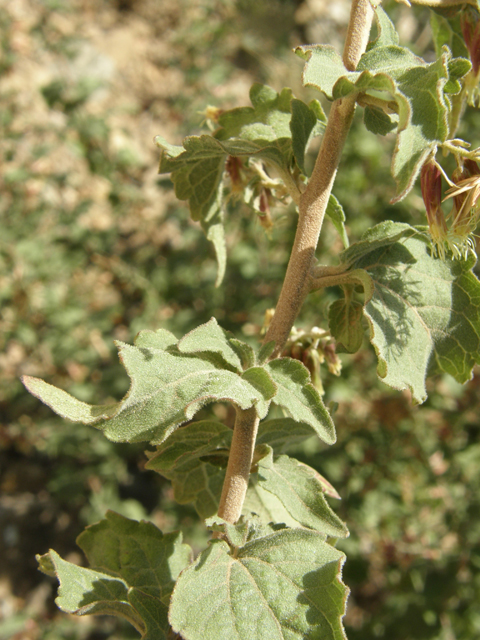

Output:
xmin=217 ymin=0 xmax=374 ymax=526
xmin=217 ymin=406 xmax=259 ymax=523
xmin=263 ymin=0 xmax=374 ymax=357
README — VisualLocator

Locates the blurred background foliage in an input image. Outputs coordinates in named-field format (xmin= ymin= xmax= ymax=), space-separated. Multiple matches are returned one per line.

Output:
xmin=1 ymin=0 xmax=479 ymax=638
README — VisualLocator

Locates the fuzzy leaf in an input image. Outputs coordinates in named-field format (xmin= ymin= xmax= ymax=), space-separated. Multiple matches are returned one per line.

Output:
xmin=295 ymin=45 xmax=349 ymax=101
xmin=265 ymin=358 xmax=336 ymax=445
xmin=127 ymin=590 xmax=170 ymax=640
xmin=77 ymin=511 xmax=191 ymax=604
xmin=326 ymin=194 xmax=349 ymax=248
xmin=37 ymin=550 xmax=138 ymax=624
xmin=290 ymin=98 xmax=325 ymax=174
xmin=297 ymin=11 xmax=471 ymax=201
xmin=169 ymin=530 xmax=349 ymax=640
xmin=244 ymin=477 xmax=305 ymax=529
xmin=342 ymin=223 xmax=480 ymax=402
xmin=367 ymin=5 xmax=399 ymax=50
xmin=145 ymin=421 xmax=232 ymax=518
xmin=37 ymin=515 xmax=191 ymax=638
xmin=177 ymin=317 xmax=244 ymax=372
xmin=156 ymin=85 xmax=325 ymax=283
xmin=256 ymin=447 xmax=348 ymax=537
xmin=22 ymin=322 xmax=274 ymax=445
xmin=364 ymin=105 xmax=397 ymax=136
xmin=256 ymin=417 xmax=318 ymax=452
xmin=328 ymin=298 xmax=365 ymax=353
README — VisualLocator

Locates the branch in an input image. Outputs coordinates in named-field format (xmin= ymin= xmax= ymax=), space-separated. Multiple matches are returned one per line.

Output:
xmin=217 ymin=406 xmax=259 ymax=524
xmin=263 ymin=0 xmax=374 ymax=357
xmin=215 ymin=0 xmax=374 ymax=527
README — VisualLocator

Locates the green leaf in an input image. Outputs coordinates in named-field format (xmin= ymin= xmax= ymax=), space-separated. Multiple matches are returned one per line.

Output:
xmin=37 ymin=515 xmax=191 ymax=638
xmin=290 ymin=98 xmax=325 ymax=174
xmin=205 ymin=515 xmax=251 ymax=548
xmin=367 ymin=5 xmax=399 ymax=50
xmin=77 ymin=511 xmax=191 ymax=604
xmin=342 ymin=223 xmax=480 ymax=402
xmin=256 ymin=417 xmax=319 ymax=452
xmin=297 ymin=17 xmax=471 ymax=200
xmin=244 ymin=476 xmax=305 ymax=528
xmin=257 ymin=340 xmax=276 ymax=365
xmin=364 ymin=105 xmax=397 ymax=136
xmin=326 ymin=194 xmax=349 ymax=248
xmin=22 ymin=322 xmax=274 ymax=445
xmin=177 ymin=317 xmax=243 ymax=372
xmin=145 ymin=421 xmax=232 ymax=518
xmin=157 ymin=134 xmax=227 ymax=285
xmin=265 ymin=358 xmax=336 ymax=445
xmin=229 ymin=338 xmax=256 ymax=370
xmin=256 ymin=447 xmax=348 ymax=537
xmin=127 ymin=589 xmax=170 ymax=640
xmin=430 ymin=10 xmax=469 ymax=60
xmin=341 ymin=221 xmax=415 ymax=265
xmin=241 ymin=366 xmax=277 ymax=419
xmin=329 ymin=297 xmax=365 ymax=353
xmin=156 ymin=85 xmax=326 ymax=283
xmin=295 ymin=45 xmax=349 ymax=101
xmin=169 ymin=530 xmax=349 ymax=640
xmin=38 ymin=550 xmax=140 ymax=624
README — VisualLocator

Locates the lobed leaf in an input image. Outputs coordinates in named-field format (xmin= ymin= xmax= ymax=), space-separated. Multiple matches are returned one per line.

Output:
xmin=169 ymin=530 xmax=349 ymax=640
xmin=22 ymin=321 xmax=274 ymax=445
xmin=341 ymin=223 xmax=480 ymax=402
xmin=37 ymin=514 xmax=192 ymax=638
xmin=157 ymin=84 xmax=325 ymax=282
xmin=296 ymin=6 xmax=471 ymax=201
xmin=77 ymin=511 xmax=192 ymax=604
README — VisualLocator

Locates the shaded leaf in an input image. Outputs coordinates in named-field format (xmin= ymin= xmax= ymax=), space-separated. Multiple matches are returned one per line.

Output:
xmin=169 ymin=530 xmax=349 ymax=640
xmin=256 ymin=417 xmax=319 ymax=452
xmin=290 ymin=98 xmax=325 ymax=174
xmin=145 ymin=421 xmax=232 ymax=518
xmin=77 ymin=511 xmax=191 ymax=603
xmin=364 ymin=105 xmax=397 ymax=136
xmin=329 ymin=298 xmax=365 ymax=353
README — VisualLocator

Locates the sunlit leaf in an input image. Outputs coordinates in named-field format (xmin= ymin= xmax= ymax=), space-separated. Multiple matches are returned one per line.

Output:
xmin=169 ymin=530 xmax=349 ymax=640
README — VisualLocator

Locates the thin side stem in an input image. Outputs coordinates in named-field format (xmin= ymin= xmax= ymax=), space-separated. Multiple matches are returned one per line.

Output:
xmin=217 ymin=406 xmax=259 ymax=523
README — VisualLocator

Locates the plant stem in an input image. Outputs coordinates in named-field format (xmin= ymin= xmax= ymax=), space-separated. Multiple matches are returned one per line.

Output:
xmin=263 ymin=0 xmax=374 ymax=357
xmin=217 ymin=406 xmax=259 ymax=523
xmin=217 ymin=0 xmax=374 ymax=525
